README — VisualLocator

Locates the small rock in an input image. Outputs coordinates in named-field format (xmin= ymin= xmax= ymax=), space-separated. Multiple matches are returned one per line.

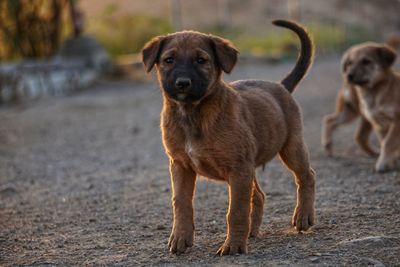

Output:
xmin=337 ymin=236 xmax=398 ymax=247
xmin=0 ymin=186 xmax=17 ymax=197
xmin=132 ymin=126 xmax=141 ymax=135
xmin=361 ymin=257 xmax=385 ymax=267
xmin=156 ymin=225 xmax=166 ymax=230
xmin=162 ymin=187 xmax=170 ymax=193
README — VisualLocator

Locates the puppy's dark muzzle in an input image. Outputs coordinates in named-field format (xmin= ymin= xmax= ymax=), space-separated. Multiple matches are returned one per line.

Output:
xmin=175 ymin=77 xmax=192 ymax=92
xmin=172 ymin=77 xmax=196 ymax=102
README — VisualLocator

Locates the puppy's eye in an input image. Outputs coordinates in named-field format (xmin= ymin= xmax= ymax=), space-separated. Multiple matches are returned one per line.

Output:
xmin=361 ymin=58 xmax=371 ymax=65
xmin=164 ymin=57 xmax=174 ymax=64
xmin=196 ymin=57 xmax=207 ymax=64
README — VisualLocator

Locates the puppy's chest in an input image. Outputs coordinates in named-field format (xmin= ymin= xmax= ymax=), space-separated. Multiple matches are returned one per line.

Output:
xmin=184 ymin=139 xmax=224 ymax=180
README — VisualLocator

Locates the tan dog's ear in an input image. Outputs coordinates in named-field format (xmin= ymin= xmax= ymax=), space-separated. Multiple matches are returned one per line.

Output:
xmin=375 ymin=45 xmax=397 ymax=68
xmin=210 ymin=36 xmax=238 ymax=74
xmin=142 ymin=36 xmax=165 ymax=73
xmin=341 ymin=52 xmax=350 ymax=72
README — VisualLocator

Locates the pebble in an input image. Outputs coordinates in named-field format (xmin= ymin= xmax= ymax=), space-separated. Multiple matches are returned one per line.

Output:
xmin=156 ymin=225 xmax=166 ymax=230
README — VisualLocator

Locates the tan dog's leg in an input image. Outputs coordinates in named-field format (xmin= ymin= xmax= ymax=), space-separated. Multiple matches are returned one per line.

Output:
xmin=217 ymin=172 xmax=253 ymax=255
xmin=279 ymin=137 xmax=315 ymax=231
xmin=355 ymin=117 xmax=378 ymax=157
xmin=250 ymin=179 xmax=265 ymax=238
xmin=322 ymin=93 xmax=358 ymax=156
xmin=168 ymin=160 xmax=197 ymax=254
xmin=375 ymin=123 xmax=400 ymax=172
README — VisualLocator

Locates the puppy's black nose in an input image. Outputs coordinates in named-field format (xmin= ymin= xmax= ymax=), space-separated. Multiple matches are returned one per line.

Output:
xmin=347 ymin=73 xmax=354 ymax=82
xmin=175 ymin=77 xmax=192 ymax=90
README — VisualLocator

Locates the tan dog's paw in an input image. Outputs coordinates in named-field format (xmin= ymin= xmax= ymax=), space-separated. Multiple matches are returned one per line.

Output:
xmin=375 ymin=161 xmax=392 ymax=173
xmin=216 ymin=239 xmax=248 ymax=256
xmin=323 ymin=142 xmax=333 ymax=157
xmin=292 ymin=205 xmax=315 ymax=232
xmin=168 ymin=230 xmax=194 ymax=254
xmin=375 ymin=156 xmax=398 ymax=173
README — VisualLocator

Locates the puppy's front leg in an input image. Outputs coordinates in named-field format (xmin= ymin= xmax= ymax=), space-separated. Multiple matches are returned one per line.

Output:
xmin=168 ymin=160 xmax=196 ymax=254
xmin=217 ymin=172 xmax=253 ymax=256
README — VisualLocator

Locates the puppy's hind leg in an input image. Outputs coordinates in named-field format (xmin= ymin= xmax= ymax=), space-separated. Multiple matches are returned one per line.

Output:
xmin=279 ymin=136 xmax=315 ymax=232
xmin=249 ymin=178 xmax=265 ymax=238
xmin=322 ymin=91 xmax=358 ymax=156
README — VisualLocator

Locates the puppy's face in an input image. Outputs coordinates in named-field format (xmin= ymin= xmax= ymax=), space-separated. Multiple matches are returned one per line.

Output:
xmin=142 ymin=31 xmax=238 ymax=103
xmin=342 ymin=43 xmax=397 ymax=87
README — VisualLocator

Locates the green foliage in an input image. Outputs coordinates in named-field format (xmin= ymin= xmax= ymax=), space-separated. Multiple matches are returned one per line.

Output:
xmin=86 ymin=5 xmax=172 ymax=58
xmin=0 ymin=0 xmax=72 ymax=60
xmin=232 ymin=23 xmax=376 ymax=57
xmin=85 ymin=4 xmax=376 ymax=59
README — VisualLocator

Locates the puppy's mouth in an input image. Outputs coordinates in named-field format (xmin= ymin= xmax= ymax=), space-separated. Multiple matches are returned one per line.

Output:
xmin=169 ymin=90 xmax=205 ymax=103
xmin=173 ymin=93 xmax=203 ymax=103
xmin=175 ymin=92 xmax=189 ymax=101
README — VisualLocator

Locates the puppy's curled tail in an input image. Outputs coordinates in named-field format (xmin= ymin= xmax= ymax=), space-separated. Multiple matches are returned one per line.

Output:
xmin=273 ymin=20 xmax=314 ymax=93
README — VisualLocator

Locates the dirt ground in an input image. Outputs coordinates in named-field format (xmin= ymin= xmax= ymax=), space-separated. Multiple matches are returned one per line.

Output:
xmin=1 ymin=55 xmax=400 ymax=266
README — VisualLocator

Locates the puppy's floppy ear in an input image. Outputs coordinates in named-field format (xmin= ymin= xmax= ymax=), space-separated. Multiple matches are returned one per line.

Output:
xmin=142 ymin=36 xmax=165 ymax=73
xmin=210 ymin=36 xmax=238 ymax=74
xmin=375 ymin=45 xmax=397 ymax=68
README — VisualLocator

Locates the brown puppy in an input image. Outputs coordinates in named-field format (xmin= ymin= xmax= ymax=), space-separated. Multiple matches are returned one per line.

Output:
xmin=142 ymin=20 xmax=316 ymax=255
xmin=340 ymin=42 xmax=399 ymax=172
xmin=321 ymin=82 xmax=377 ymax=157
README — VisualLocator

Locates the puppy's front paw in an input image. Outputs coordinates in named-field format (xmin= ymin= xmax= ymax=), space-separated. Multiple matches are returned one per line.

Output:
xmin=292 ymin=205 xmax=315 ymax=232
xmin=168 ymin=230 xmax=194 ymax=254
xmin=216 ymin=239 xmax=247 ymax=256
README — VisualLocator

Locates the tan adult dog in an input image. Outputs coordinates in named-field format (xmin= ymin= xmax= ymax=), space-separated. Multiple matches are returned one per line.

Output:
xmin=322 ymin=37 xmax=400 ymax=158
xmin=337 ymin=42 xmax=399 ymax=172
xmin=142 ymin=20 xmax=316 ymax=255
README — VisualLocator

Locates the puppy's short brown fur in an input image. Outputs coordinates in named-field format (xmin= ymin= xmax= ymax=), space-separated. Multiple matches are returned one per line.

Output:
xmin=142 ymin=20 xmax=316 ymax=255
xmin=326 ymin=42 xmax=399 ymax=172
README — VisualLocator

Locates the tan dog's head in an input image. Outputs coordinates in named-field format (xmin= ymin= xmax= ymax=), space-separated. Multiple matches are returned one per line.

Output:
xmin=342 ymin=42 xmax=397 ymax=88
xmin=142 ymin=31 xmax=238 ymax=103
